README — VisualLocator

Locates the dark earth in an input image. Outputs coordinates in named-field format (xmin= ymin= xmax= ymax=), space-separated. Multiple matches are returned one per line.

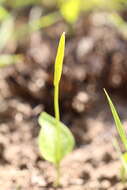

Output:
xmin=1 ymin=10 xmax=127 ymax=190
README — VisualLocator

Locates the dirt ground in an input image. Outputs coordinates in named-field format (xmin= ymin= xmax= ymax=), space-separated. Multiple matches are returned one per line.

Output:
xmin=1 ymin=11 xmax=127 ymax=189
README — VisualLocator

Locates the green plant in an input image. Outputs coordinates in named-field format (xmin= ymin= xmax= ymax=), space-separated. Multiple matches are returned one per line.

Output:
xmin=38 ymin=33 xmax=75 ymax=187
xmin=104 ymin=89 xmax=127 ymax=182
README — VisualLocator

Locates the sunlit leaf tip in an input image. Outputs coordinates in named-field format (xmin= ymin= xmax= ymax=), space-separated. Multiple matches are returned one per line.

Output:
xmin=54 ymin=32 xmax=65 ymax=86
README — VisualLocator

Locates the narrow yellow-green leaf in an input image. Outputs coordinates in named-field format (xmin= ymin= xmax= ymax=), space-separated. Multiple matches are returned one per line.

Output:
xmin=54 ymin=32 xmax=65 ymax=86
xmin=104 ymin=89 xmax=127 ymax=150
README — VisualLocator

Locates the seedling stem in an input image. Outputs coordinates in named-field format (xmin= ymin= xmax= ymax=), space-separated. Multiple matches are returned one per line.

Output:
xmin=54 ymin=83 xmax=61 ymax=186
xmin=54 ymin=84 xmax=60 ymax=121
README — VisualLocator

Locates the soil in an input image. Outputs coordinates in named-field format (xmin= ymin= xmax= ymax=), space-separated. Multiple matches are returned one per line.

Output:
xmin=1 ymin=10 xmax=127 ymax=190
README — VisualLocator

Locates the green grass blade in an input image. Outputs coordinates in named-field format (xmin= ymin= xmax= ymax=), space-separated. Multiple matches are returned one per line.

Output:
xmin=54 ymin=32 xmax=65 ymax=86
xmin=113 ymin=138 xmax=127 ymax=178
xmin=104 ymin=89 xmax=127 ymax=150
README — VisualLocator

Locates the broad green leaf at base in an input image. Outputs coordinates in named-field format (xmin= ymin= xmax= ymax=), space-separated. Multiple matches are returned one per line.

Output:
xmin=38 ymin=112 xmax=75 ymax=164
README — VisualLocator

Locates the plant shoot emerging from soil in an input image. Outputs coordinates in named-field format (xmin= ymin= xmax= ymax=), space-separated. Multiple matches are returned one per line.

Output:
xmin=104 ymin=89 xmax=127 ymax=181
xmin=38 ymin=33 xmax=75 ymax=187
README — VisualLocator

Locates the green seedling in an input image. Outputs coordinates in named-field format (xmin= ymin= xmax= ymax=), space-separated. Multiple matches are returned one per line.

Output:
xmin=113 ymin=138 xmax=127 ymax=182
xmin=104 ymin=89 xmax=127 ymax=182
xmin=38 ymin=33 xmax=75 ymax=187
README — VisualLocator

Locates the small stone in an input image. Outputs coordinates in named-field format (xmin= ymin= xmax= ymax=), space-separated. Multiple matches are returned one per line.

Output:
xmin=101 ymin=180 xmax=111 ymax=189
xmin=31 ymin=175 xmax=47 ymax=187
xmin=70 ymin=178 xmax=84 ymax=185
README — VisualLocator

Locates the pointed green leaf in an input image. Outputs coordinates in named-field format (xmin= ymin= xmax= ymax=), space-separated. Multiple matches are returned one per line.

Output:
xmin=38 ymin=112 xmax=75 ymax=164
xmin=54 ymin=32 xmax=65 ymax=86
xmin=104 ymin=89 xmax=127 ymax=150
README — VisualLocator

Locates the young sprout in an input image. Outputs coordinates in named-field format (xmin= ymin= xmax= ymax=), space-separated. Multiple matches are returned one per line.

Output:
xmin=113 ymin=138 xmax=127 ymax=182
xmin=38 ymin=33 xmax=75 ymax=187
xmin=104 ymin=89 xmax=127 ymax=182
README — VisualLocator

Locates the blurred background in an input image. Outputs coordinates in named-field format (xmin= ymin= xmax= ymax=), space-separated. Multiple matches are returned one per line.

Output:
xmin=1 ymin=0 xmax=127 ymax=189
